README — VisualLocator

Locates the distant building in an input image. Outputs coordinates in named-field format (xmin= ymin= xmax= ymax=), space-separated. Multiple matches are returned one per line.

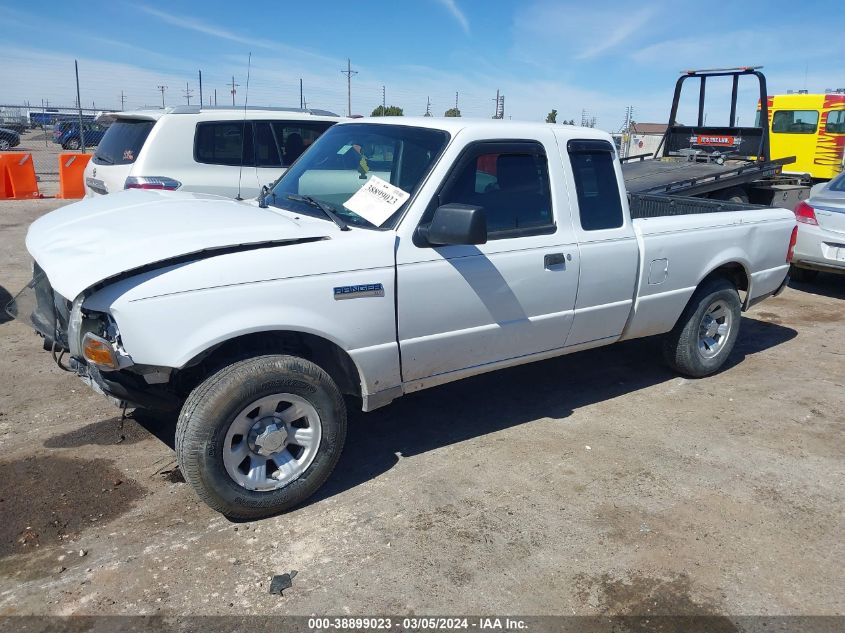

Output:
xmin=628 ymin=122 xmax=667 ymax=158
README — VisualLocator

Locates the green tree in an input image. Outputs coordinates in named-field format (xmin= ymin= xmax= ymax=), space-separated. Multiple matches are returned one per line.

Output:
xmin=546 ymin=109 xmax=558 ymax=123
xmin=444 ymin=107 xmax=461 ymax=117
xmin=371 ymin=105 xmax=404 ymax=116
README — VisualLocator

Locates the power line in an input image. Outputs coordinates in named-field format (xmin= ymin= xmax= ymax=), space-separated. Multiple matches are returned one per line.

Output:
xmin=340 ymin=58 xmax=358 ymax=116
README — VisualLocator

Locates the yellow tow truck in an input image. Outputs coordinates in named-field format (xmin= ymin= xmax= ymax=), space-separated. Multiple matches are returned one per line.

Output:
xmin=758 ymin=91 xmax=845 ymax=181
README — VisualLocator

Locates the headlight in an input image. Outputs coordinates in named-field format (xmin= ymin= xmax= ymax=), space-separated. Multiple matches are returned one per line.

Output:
xmin=68 ymin=295 xmax=85 ymax=357
xmin=82 ymin=333 xmax=119 ymax=370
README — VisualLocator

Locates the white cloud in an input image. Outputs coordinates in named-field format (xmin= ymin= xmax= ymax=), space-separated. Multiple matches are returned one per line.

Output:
xmin=434 ymin=0 xmax=470 ymax=35
xmin=576 ymin=7 xmax=655 ymax=59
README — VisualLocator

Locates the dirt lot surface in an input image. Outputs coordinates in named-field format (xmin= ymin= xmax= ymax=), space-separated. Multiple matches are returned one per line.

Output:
xmin=0 ymin=199 xmax=843 ymax=620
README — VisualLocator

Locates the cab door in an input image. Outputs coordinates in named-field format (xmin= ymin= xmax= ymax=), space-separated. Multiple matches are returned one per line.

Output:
xmin=395 ymin=133 xmax=580 ymax=386
xmin=559 ymin=137 xmax=639 ymax=347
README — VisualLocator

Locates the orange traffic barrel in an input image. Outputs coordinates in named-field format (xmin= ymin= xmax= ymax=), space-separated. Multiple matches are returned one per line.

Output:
xmin=57 ymin=153 xmax=93 ymax=199
xmin=0 ymin=153 xmax=41 ymax=199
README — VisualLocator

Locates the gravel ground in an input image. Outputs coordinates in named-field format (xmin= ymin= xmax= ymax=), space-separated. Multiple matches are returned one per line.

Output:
xmin=0 ymin=198 xmax=842 ymax=621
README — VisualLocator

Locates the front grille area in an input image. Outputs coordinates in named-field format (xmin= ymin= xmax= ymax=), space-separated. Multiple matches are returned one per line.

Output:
xmin=6 ymin=263 xmax=71 ymax=350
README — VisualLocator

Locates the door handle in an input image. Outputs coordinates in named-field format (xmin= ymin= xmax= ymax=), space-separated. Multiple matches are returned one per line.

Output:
xmin=544 ymin=253 xmax=567 ymax=268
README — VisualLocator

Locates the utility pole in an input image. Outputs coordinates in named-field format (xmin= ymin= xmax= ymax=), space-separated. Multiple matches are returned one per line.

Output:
xmin=198 ymin=70 xmax=203 ymax=108
xmin=214 ymin=88 xmax=218 ymax=107
xmin=157 ymin=85 xmax=167 ymax=108
xmin=425 ymin=96 xmax=432 ymax=117
xmin=229 ymin=76 xmax=239 ymax=107
xmin=299 ymin=78 xmax=303 ymax=109
xmin=120 ymin=90 xmax=126 ymax=111
xmin=341 ymin=58 xmax=358 ymax=117
xmin=74 ymin=59 xmax=86 ymax=153
xmin=492 ymin=90 xmax=504 ymax=119
xmin=455 ymin=91 xmax=459 ymax=111
xmin=183 ymin=82 xmax=194 ymax=105
xmin=382 ymin=85 xmax=386 ymax=115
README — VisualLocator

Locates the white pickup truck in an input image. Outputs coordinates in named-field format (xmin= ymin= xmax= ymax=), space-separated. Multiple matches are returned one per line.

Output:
xmin=13 ymin=118 xmax=796 ymax=518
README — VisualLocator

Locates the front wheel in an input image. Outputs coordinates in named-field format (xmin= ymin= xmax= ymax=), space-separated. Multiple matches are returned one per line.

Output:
xmin=0 ymin=139 xmax=10 ymax=151
xmin=64 ymin=138 xmax=80 ymax=150
xmin=663 ymin=278 xmax=741 ymax=377
xmin=176 ymin=355 xmax=347 ymax=519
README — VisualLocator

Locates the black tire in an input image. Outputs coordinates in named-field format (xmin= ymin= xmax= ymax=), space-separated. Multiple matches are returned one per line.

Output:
xmin=789 ymin=265 xmax=818 ymax=283
xmin=712 ymin=187 xmax=749 ymax=204
xmin=175 ymin=355 xmax=346 ymax=519
xmin=662 ymin=278 xmax=742 ymax=378
xmin=0 ymin=139 xmax=10 ymax=151
xmin=64 ymin=138 xmax=80 ymax=150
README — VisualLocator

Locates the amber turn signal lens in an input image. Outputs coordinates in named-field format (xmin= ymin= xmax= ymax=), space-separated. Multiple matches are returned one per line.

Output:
xmin=82 ymin=333 xmax=118 ymax=369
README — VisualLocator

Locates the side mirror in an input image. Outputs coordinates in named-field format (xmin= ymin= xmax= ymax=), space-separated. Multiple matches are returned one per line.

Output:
xmin=419 ymin=204 xmax=487 ymax=246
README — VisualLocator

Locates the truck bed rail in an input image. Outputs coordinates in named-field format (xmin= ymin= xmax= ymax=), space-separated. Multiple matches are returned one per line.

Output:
xmin=629 ymin=193 xmax=768 ymax=219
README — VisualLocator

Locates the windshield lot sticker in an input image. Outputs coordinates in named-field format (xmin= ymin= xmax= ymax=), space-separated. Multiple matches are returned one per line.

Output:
xmin=343 ymin=175 xmax=410 ymax=227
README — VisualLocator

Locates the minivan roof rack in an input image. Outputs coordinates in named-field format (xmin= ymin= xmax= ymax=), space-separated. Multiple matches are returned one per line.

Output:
xmin=168 ymin=105 xmax=339 ymax=116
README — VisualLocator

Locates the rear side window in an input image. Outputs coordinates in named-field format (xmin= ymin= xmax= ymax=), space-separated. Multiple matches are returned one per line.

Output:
xmin=568 ymin=140 xmax=624 ymax=231
xmin=195 ymin=121 xmax=255 ymax=166
xmin=92 ymin=120 xmax=155 ymax=165
xmin=772 ymin=110 xmax=819 ymax=134
xmin=829 ymin=172 xmax=845 ymax=192
xmin=827 ymin=110 xmax=845 ymax=134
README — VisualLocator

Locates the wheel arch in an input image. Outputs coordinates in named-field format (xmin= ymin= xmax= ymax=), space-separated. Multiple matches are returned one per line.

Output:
xmin=697 ymin=258 xmax=752 ymax=309
xmin=173 ymin=329 xmax=363 ymax=402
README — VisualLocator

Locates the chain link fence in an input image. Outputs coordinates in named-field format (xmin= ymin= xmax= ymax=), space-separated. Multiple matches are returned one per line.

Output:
xmin=1 ymin=104 xmax=106 ymax=197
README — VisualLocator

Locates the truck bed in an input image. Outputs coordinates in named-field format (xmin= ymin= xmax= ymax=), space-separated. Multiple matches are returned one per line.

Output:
xmin=622 ymin=157 xmax=791 ymax=196
xmin=628 ymin=193 xmax=767 ymax=219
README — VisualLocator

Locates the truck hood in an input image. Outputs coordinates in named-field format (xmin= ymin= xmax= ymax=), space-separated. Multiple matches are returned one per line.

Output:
xmin=26 ymin=189 xmax=330 ymax=299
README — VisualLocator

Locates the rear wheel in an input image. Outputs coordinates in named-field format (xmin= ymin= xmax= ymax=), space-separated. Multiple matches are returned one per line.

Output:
xmin=175 ymin=355 xmax=347 ymax=519
xmin=789 ymin=265 xmax=818 ymax=283
xmin=663 ymin=278 xmax=742 ymax=377
xmin=64 ymin=138 xmax=80 ymax=150
xmin=0 ymin=139 xmax=10 ymax=151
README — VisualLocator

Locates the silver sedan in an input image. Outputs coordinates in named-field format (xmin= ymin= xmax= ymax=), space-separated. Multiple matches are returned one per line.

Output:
xmin=791 ymin=171 xmax=845 ymax=282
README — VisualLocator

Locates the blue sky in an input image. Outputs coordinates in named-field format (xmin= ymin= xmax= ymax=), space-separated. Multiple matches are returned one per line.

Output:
xmin=1 ymin=0 xmax=843 ymax=130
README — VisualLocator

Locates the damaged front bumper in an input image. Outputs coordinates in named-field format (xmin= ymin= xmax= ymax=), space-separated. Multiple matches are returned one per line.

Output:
xmin=7 ymin=265 xmax=181 ymax=412
xmin=70 ymin=358 xmax=182 ymax=411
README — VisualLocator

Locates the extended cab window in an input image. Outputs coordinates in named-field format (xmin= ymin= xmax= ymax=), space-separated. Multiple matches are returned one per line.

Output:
xmin=439 ymin=143 xmax=553 ymax=237
xmin=195 ymin=122 xmax=255 ymax=166
xmin=568 ymin=140 xmax=624 ymax=231
xmin=772 ymin=110 xmax=819 ymax=134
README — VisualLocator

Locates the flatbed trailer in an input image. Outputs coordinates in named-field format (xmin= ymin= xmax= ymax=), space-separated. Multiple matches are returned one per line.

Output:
xmin=621 ymin=67 xmax=812 ymax=208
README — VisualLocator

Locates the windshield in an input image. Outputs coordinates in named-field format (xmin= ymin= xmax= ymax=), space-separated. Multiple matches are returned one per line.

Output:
xmin=93 ymin=119 xmax=155 ymax=165
xmin=268 ymin=123 xmax=450 ymax=229
xmin=829 ymin=171 xmax=845 ymax=192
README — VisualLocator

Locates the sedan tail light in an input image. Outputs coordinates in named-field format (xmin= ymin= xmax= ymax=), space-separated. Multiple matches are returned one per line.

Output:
xmin=786 ymin=225 xmax=798 ymax=262
xmin=124 ymin=176 xmax=181 ymax=191
xmin=794 ymin=200 xmax=818 ymax=225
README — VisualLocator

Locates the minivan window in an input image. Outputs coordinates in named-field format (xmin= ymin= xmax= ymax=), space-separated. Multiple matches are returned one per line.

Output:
xmin=272 ymin=122 xmax=335 ymax=166
xmin=195 ymin=120 xmax=335 ymax=168
xmin=772 ymin=110 xmax=819 ymax=134
xmin=195 ymin=121 xmax=255 ymax=166
xmin=92 ymin=120 xmax=155 ymax=165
